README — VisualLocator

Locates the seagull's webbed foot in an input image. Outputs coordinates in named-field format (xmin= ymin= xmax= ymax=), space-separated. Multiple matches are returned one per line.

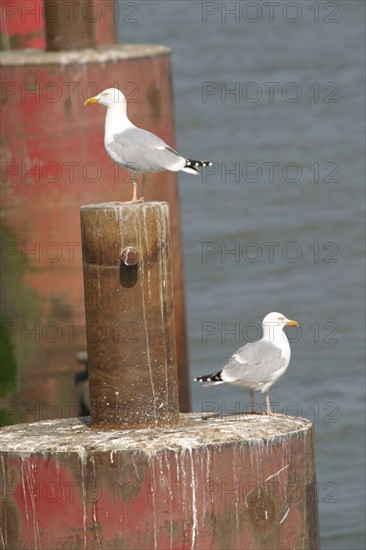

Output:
xmin=117 ymin=198 xmax=144 ymax=205
xmin=119 ymin=181 xmax=145 ymax=204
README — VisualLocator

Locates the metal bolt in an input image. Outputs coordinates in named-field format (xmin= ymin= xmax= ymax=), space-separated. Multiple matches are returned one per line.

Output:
xmin=121 ymin=246 xmax=139 ymax=266
xmin=76 ymin=351 xmax=88 ymax=363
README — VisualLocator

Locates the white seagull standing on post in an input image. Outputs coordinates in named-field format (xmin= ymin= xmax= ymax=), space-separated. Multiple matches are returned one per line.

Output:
xmin=84 ymin=87 xmax=212 ymax=203
xmin=195 ymin=312 xmax=299 ymax=416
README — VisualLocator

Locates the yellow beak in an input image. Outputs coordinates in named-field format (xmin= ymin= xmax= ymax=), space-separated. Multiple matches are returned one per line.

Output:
xmin=84 ymin=96 xmax=99 ymax=106
xmin=287 ymin=319 xmax=299 ymax=327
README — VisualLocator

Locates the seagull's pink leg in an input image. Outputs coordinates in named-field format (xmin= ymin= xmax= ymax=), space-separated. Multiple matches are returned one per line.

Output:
xmin=140 ymin=175 xmax=146 ymax=202
xmin=131 ymin=181 xmax=140 ymax=203
xmin=265 ymin=392 xmax=272 ymax=416
xmin=265 ymin=391 xmax=286 ymax=416
xmin=118 ymin=181 xmax=143 ymax=204
xmin=249 ymin=389 xmax=255 ymax=414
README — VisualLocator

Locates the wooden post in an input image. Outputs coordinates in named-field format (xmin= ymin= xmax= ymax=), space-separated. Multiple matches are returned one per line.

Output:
xmin=80 ymin=202 xmax=180 ymax=428
xmin=44 ymin=0 xmax=94 ymax=51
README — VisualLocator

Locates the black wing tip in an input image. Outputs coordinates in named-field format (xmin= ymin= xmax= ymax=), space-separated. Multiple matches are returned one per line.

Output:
xmin=194 ymin=372 xmax=223 ymax=382
xmin=186 ymin=159 xmax=213 ymax=169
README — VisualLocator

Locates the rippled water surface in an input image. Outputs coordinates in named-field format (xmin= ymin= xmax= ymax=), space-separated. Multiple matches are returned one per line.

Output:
xmin=119 ymin=2 xmax=365 ymax=547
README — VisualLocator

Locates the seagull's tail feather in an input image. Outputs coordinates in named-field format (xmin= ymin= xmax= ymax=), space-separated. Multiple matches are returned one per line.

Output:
xmin=194 ymin=370 xmax=224 ymax=385
xmin=182 ymin=159 xmax=213 ymax=175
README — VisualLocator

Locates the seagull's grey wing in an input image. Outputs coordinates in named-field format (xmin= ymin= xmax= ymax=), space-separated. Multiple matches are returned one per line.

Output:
xmin=108 ymin=128 xmax=185 ymax=173
xmin=221 ymin=340 xmax=285 ymax=388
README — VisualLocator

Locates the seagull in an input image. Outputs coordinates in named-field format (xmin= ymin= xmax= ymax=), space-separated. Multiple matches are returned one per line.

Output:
xmin=194 ymin=312 xmax=299 ymax=416
xmin=84 ymin=87 xmax=212 ymax=203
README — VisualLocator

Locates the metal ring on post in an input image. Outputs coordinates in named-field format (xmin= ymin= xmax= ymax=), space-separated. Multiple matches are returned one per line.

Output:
xmin=121 ymin=246 xmax=139 ymax=266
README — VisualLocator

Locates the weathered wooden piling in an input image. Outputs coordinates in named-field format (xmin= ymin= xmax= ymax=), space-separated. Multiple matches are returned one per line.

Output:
xmin=44 ymin=0 xmax=94 ymax=51
xmin=80 ymin=202 xmax=179 ymax=428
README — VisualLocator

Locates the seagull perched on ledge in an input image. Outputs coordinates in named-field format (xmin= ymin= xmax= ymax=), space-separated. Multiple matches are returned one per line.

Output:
xmin=195 ymin=312 xmax=299 ymax=416
xmin=84 ymin=87 xmax=212 ymax=203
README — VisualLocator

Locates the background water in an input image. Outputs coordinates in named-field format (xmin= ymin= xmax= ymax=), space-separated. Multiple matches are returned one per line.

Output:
xmin=118 ymin=1 xmax=365 ymax=548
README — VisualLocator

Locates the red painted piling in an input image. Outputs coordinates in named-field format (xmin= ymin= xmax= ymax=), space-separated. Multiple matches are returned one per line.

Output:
xmin=0 ymin=45 xmax=190 ymax=423
xmin=0 ymin=414 xmax=320 ymax=549
xmin=0 ymin=0 xmax=46 ymax=49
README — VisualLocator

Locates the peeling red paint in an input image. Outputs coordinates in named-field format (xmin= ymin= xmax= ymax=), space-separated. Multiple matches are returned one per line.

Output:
xmin=0 ymin=415 xmax=320 ymax=549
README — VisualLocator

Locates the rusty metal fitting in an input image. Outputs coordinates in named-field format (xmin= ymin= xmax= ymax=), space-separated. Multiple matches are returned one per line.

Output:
xmin=121 ymin=246 xmax=139 ymax=266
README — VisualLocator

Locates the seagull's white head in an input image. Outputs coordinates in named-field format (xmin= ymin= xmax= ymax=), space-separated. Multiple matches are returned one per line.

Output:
xmin=261 ymin=312 xmax=299 ymax=346
xmin=262 ymin=312 xmax=299 ymax=331
xmin=84 ymin=87 xmax=126 ymax=108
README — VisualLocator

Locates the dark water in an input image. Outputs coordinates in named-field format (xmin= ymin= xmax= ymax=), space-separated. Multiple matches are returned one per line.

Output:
xmin=118 ymin=2 xmax=365 ymax=547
